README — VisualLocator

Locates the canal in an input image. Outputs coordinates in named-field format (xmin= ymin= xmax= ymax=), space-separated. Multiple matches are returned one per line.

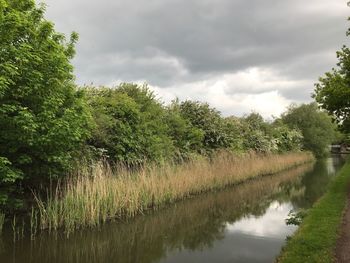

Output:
xmin=0 ymin=156 xmax=346 ymax=263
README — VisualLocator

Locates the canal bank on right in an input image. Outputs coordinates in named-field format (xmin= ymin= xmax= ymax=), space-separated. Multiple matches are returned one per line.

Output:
xmin=277 ymin=157 xmax=350 ymax=263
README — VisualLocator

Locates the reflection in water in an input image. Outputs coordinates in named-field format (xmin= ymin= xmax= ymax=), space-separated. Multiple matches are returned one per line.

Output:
xmin=290 ymin=155 xmax=345 ymax=210
xmin=0 ymin=157 xmax=345 ymax=263
xmin=326 ymin=157 xmax=336 ymax=174
xmin=227 ymin=202 xmax=296 ymax=238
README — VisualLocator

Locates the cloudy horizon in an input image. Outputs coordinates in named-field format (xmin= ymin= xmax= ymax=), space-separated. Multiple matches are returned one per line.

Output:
xmin=41 ymin=0 xmax=349 ymax=118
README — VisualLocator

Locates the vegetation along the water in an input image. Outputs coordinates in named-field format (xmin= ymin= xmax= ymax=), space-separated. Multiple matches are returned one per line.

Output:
xmin=2 ymin=162 xmax=314 ymax=263
xmin=0 ymin=0 xmax=349 ymax=242
xmin=0 ymin=0 xmax=330 ymax=215
xmin=277 ymin=161 xmax=350 ymax=263
xmin=34 ymin=152 xmax=313 ymax=232
xmin=278 ymin=3 xmax=350 ymax=261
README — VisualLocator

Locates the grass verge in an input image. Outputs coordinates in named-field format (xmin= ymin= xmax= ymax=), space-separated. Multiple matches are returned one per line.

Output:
xmin=34 ymin=151 xmax=314 ymax=233
xmin=277 ymin=160 xmax=350 ymax=263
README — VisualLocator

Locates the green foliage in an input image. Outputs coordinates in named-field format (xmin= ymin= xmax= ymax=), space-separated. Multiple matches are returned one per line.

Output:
xmin=0 ymin=157 xmax=22 ymax=184
xmin=238 ymin=113 xmax=303 ymax=154
xmin=240 ymin=113 xmax=276 ymax=153
xmin=281 ymin=103 xmax=337 ymax=157
xmin=178 ymin=101 xmax=237 ymax=153
xmin=0 ymin=0 xmax=92 ymax=207
xmin=313 ymin=21 xmax=350 ymax=132
xmin=87 ymin=89 xmax=304 ymax=163
xmin=272 ymin=125 xmax=303 ymax=153
xmin=86 ymin=84 xmax=173 ymax=164
xmin=223 ymin=117 xmax=245 ymax=152
xmin=86 ymin=87 xmax=144 ymax=163
xmin=117 ymin=83 xmax=174 ymax=162
xmin=165 ymin=100 xmax=204 ymax=160
xmin=243 ymin=112 xmax=270 ymax=133
xmin=0 ymin=1 xmax=318 ymax=212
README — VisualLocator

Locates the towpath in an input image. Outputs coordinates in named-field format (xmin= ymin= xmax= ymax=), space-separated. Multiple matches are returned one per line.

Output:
xmin=336 ymin=188 xmax=350 ymax=262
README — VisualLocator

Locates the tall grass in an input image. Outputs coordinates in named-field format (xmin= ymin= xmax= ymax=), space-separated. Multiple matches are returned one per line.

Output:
xmin=23 ymin=164 xmax=312 ymax=263
xmin=34 ymin=151 xmax=314 ymax=233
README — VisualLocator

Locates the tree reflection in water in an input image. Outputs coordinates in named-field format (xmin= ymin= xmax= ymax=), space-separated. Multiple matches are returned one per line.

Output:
xmin=0 ymin=158 xmax=344 ymax=263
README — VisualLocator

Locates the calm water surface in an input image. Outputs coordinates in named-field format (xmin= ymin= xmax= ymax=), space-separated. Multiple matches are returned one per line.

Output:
xmin=0 ymin=156 xmax=346 ymax=263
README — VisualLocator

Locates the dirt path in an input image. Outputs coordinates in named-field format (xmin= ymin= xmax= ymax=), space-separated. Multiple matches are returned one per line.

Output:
xmin=336 ymin=190 xmax=350 ymax=262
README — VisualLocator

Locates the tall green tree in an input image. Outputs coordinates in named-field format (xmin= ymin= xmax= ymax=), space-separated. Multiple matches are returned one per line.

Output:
xmin=281 ymin=103 xmax=338 ymax=157
xmin=314 ymin=20 xmax=350 ymax=132
xmin=86 ymin=84 xmax=174 ymax=164
xmin=0 ymin=0 xmax=92 ymax=208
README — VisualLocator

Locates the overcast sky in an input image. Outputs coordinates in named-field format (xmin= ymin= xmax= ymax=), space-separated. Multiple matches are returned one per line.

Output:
xmin=41 ymin=0 xmax=349 ymax=118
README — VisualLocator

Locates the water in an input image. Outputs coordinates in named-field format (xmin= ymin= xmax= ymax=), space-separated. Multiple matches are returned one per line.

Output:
xmin=0 ymin=156 xmax=346 ymax=263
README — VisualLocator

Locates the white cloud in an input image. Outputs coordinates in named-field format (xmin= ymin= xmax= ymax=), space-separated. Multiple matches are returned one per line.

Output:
xmin=151 ymin=67 xmax=298 ymax=118
xmin=226 ymin=201 xmax=297 ymax=238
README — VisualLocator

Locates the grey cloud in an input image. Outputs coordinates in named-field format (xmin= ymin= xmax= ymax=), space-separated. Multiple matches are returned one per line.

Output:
xmin=42 ymin=0 xmax=349 ymax=102
xmin=281 ymin=87 xmax=313 ymax=102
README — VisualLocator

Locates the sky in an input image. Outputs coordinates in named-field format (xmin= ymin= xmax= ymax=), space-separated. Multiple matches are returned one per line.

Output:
xmin=41 ymin=0 xmax=349 ymax=118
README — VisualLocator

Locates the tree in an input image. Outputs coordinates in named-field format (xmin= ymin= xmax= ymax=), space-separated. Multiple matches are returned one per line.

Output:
xmin=240 ymin=113 xmax=275 ymax=153
xmin=271 ymin=125 xmax=303 ymax=153
xmin=178 ymin=101 xmax=234 ymax=153
xmin=0 ymin=0 xmax=92 ymax=208
xmin=86 ymin=87 xmax=145 ymax=164
xmin=86 ymin=84 xmax=174 ymax=164
xmin=165 ymin=100 xmax=204 ymax=160
xmin=117 ymin=83 xmax=175 ymax=163
xmin=223 ymin=116 xmax=245 ymax=152
xmin=281 ymin=103 xmax=338 ymax=157
xmin=313 ymin=21 xmax=350 ymax=132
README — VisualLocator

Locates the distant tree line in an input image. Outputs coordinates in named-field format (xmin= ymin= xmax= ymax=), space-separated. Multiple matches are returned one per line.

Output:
xmin=0 ymin=0 xmax=340 ymax=210
xmin=84 ymin=83 xmax=306 ymax=165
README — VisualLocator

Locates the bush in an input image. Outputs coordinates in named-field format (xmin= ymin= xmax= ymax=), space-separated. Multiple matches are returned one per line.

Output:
xmin=165 ymin=100 xmax=204 ymax=160
xmin=86 ymin=84 xmax=174 ymax=164
xmin=178 ymin=101 xmax=234 ymax=153
xmin=0 ymin=0 xmax=92 ymax=208
xmin=240 ymin=113 xmax=275 ymax=153
xmin=281 ymin=103 xmax=338 ymax=157
xmin=272 ymin=125 xmax=303 ymax=153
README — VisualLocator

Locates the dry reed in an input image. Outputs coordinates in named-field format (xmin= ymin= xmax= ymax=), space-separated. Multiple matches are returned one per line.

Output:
xmin=34 ymin=151 xmax=314 ymax=232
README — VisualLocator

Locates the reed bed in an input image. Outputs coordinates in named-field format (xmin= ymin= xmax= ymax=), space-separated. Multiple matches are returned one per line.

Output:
xmin=24 ymin=164 xmax=312 ymax=263
xmin=34 ymin=151 xmax=314 ymax=232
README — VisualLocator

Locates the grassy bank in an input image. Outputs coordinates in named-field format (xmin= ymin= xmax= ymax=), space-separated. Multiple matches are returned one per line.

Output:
xmin=277 ymin=160 xmax=350 ymax=263
xmin=35 ymin=151 xmax=314 ymax=233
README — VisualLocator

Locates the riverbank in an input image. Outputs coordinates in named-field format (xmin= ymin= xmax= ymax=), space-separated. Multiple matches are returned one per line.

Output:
xmin=277 ymin=160 xmax=350 ymax=263
xmin=0 ymin=162 xmax=315 ymax=262
xmin=34 ymin=151 xmax=313 ymax=233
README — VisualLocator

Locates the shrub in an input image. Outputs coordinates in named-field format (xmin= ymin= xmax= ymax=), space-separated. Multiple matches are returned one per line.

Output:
xmin=0 ymin=0 xmax=92 ymax=208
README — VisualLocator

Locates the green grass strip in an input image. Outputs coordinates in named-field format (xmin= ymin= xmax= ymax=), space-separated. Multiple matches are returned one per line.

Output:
xmin=278 ymin=161 xmax=350 ymax=263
